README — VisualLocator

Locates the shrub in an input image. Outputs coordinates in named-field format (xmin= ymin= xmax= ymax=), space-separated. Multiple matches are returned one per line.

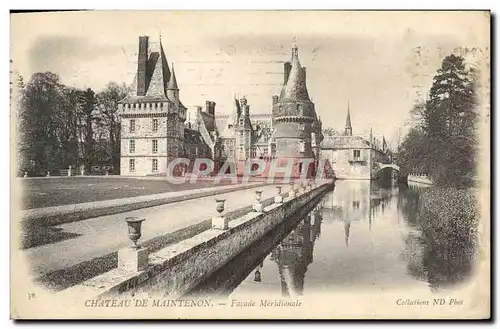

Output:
xmin=416 ymin=187 xmax=479 ymax=289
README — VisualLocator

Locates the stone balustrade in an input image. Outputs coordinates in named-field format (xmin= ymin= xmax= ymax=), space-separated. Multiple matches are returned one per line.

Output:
xmin=58 ymin=180 xmax=334 ymax=300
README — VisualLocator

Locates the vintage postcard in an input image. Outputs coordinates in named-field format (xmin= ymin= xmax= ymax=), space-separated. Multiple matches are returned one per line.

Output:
xmin=10 ymin=10 xmax=490 ymax=319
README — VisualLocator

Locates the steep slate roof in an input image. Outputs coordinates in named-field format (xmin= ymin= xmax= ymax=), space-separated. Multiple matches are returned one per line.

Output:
xmin=120 ymin=39 xmax=182 ymax=104
xmin=281 ymin=43 xmax=310 ymax=102
xmin=321 ymin=135 xmax=372 ymax=150
xmin=200 ymin=111 xmax=216 ymax=133
xmin=184 ymin=128 xmax=206 ymax=144
xmin=159 ymin=40 xmax=171 ymax=89
xmin=145 ymin=51 xmax=168 ymax=98
xmin=274 ymin=41 xmax=319 ymax=120
xmin=167 ymin=64 xmax=179 ymax=90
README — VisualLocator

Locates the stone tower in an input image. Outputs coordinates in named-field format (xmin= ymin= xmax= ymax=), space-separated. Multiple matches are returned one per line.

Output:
xmin=118 ymin=36 xmax=187 ymax=176
xmin=272 ymin=39 xmax=322 ymax=178
xmin=235 ymin=96 xmax=253 ymax=163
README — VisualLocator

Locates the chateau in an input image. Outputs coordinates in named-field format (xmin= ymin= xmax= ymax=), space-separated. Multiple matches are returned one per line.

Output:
xmin=118 ymin=36 xmax=322 ymax=178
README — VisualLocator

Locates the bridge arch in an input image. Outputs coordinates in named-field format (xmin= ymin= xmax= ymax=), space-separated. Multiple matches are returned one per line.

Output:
xmin=373 ymin=162 xmax=400 ymax=175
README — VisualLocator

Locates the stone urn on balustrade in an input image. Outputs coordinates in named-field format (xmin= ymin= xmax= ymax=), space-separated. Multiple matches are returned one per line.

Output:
xmin=125 ymin=217 xmax=146 ymax=249
xmin=253 ymin=190 xmax=264 ymax=212
xmin=274 ymin=185 xmax=283 ymax=204
xmin=212 ymin=199 xmax=228 ymax=230
xmin=289 ymin=182 xmax=296 ymax=198
xmin=216 ymin=199 xmax=226 ymax=214
xmin=118 ymin=217 xmax=149 ymax=272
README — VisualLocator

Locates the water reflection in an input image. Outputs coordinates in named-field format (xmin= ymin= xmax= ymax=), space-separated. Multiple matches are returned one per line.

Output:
xmin=321 ymin=180 xmax=395 ymax=245
xmin=189 ymin=180 xmax=476 ymax=298
xmin=187 ymin=194 xmax=325 ymax=298
xmin=270 ymin=207 xmax=322 ymax=297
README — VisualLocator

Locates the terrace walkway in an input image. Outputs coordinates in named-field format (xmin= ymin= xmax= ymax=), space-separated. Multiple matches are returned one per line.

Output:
xmin=21 ymin=184 xmax=282 ymax=282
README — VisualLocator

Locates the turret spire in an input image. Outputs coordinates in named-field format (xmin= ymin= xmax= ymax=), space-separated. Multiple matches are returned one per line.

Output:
xmin=167 ymin=63 xmax=178 ymax=90
xmin=281 ymin=38 xmax=310 ymax=102
xmin=292 ymin=36 xmax=298 ymax=56
xmin=344 ymin=101 xmax=352 ymax=136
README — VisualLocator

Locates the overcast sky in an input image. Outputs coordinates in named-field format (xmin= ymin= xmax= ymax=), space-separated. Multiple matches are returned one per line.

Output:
xmin=11 ymin=11 xmax=489 ymax=148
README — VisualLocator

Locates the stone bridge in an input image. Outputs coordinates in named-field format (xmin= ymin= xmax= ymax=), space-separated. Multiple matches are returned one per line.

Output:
xmin=371 ymin=162 xmax=400 ymax=179
xmin=374 ymin=162 xmax=400 ymax=172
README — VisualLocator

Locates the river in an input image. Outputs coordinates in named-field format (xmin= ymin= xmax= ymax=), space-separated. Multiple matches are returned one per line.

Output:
xmin=189 ymin=180 xmax=475 ymax=298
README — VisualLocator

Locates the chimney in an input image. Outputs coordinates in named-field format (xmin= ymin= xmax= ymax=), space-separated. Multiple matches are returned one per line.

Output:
xmin=137 ymin=36 xmax=149 ymax=96
xmin=205 ymin=101 xmax=211 ymax=112
xmin=197 ymin=106 xmax=203 ymax=114
xmin=209 ymin=101 xmax=216 ymax=116
xmin=272 ymin=95 xmax=279 ymax=104
xmin=284 ymin=61 xmax=291 ymax=84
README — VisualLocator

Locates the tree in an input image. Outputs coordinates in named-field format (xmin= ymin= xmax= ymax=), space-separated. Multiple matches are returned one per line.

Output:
xmin=96 ymin=82 xmax=129 ymax=172
xmin=59 ymin=87 xmax=84 ymax=169
xmin=397 ymin=127 xmax=430 ymax=175
xmin=17 ymin=70 xmax=130 ymax=175
xmin=12 ymin=69 xmax=26 ymax=173
xmin=409 ymin=102 xmax=426 ymax=129
xmin=19 ymin=72 xmax=66 ymax=174
xmin=322 ymin=127 xmax=340 ymax=136
xmin=423 ymin=54 xmax=477 ymax=186
xmin=78 ymin=88 xmax=99 ymax=172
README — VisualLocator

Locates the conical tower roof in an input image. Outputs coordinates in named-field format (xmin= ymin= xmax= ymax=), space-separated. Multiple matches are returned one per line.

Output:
xmin=120 ymin=35 xmax=187 ymax=104
xmin=159 ymin=38 xmax=171 ymax=93
xmin=143 ymin=38 xmax=171 ymax=99
xmin=167 ymin=63 xmax=179 ymax=90
xmin=281 ymin=40 xmax=310 ymax=102
xmin=345 ymin=102 xmax=352 ymax=128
